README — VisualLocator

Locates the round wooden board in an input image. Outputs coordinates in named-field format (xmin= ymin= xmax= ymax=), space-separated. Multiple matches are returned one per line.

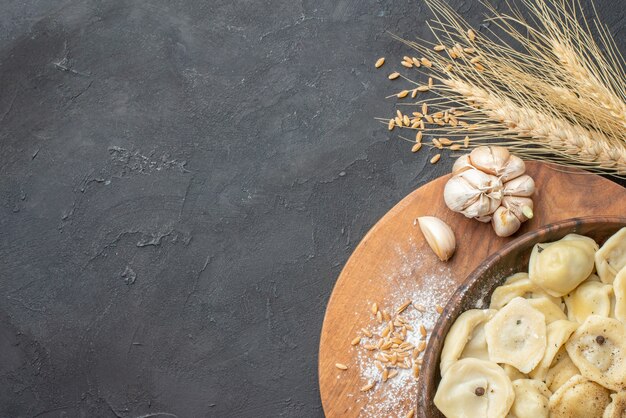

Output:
xmin=318 ymin=161 xmax=626 ymax=418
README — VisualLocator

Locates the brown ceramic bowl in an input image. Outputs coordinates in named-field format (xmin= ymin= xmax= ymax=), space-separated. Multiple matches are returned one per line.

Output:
xmin=417 ymin=216 xmax=626 ymax=418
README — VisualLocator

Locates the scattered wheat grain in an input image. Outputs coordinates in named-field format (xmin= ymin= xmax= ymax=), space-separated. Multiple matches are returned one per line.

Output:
xmin=361 ymin=382 xmax=375 ymax=392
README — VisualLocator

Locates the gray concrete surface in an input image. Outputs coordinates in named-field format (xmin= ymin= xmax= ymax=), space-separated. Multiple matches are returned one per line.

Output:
xmin=0 ymin=0 xmax=623 ymax=417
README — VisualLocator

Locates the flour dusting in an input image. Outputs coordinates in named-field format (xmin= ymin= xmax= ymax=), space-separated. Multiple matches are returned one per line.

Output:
xmin=350 ymin=237 xmax=456 ymax=418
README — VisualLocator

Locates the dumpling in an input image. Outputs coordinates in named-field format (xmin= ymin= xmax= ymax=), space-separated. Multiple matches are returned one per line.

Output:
xmin=434 ymin=358 xmax=515 ymax=418
xmin=566 ymin=315 xmax=626 ymax=391
xmin=613 ymin=267 xmax=626 ymax=324
xmin=585 ymin=274 xmax=602 ymax=283
xmin=549 ymin=374 xmax=611 ymax=418
xmin=527 ymin=297 xmax=567 ymax=324
xmin=530 ymin=320 xmax=578 ymax=381
xmin=485 ymin=297 xmax=547 ymax=373
xmin=440 ymin=309 xmax=497 ymax=375
xmin=596 ymin=227 xmax=626 ymax=284
xmin=561 ymin=233 xmax=599 ymax=248
xmin=490 ymin=276 xmax=561 ymax=310
xmin=565 ymin=281 xmax=613 ymax=323
xmin=529 ymin=235 xmax=598 ymax=297
xmin=459 ymin=318 xmax=490 ymax=361
xmin=502 ymin=364 xmax=527 ymax=381
xmin=507 ymin=379 xmax=551 ymax=418
xmin=546 ymin=352 xmax=580 ymax=393
xmin=603 ymin=392 xmax=626 ymax=418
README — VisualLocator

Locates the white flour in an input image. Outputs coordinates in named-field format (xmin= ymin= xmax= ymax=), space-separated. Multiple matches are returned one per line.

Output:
xmin=349 ymin=239 xmax=456 ymax=418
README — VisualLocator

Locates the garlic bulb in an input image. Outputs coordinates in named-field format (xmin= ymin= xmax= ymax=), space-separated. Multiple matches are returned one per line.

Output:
xmin=444 ymin=146 xmax=536 ymax=237
xmin=417 ymin=216 xmax=456 ymax=261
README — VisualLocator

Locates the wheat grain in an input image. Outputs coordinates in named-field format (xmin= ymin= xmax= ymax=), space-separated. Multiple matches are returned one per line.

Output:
xmin=361 ymin=382 xmax=375 ymax=392
xmin=336 ymin=363 xmax=348 ymax=370
xmin=388 ymin=72 xmax=400 ymax=80
xmin=371 ymin=302 xmax=378 ymax=315
xmin=375 ymin=57 xmax=385 ymax=68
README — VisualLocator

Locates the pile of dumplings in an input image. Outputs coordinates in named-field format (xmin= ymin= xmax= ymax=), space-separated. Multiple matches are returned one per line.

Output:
xmin=434 ymin=227 xmax=626 ymax=418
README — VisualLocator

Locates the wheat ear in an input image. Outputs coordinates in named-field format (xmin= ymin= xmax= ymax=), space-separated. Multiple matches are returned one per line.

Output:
xmin=444 ymin=78 xmax=626 ymax=172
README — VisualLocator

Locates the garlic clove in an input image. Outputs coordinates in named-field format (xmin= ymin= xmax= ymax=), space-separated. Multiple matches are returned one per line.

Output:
xmin=499 ymin=155 xmax=526 ymax=182
xmin=463 ymin=194 xmax=497 ymax=218
xmin=456 ymin=167 xmax=503 ymax=193
xmin=452 ymin=154 xmax=474 ymax=175
xmin=487 ymin=194 xmax=502 ymax=215
xmin=492 ymin=206 xmax=522 ymax=237
xmin=417 ymin=216 xmax=456 ymax=261
xmin=503 ymin=174 xmax=535 ymax=197
xmin=502 ymin=196 xmax=534 ymax=222
xmin=469 ymin=146 xmax=510 ymax=176
xmin=444 ymin=175 xmax=481 ymax=213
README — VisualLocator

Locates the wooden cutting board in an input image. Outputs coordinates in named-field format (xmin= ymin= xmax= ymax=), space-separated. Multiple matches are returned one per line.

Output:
xmin=318 ymin=161 xmax=626 ymax=418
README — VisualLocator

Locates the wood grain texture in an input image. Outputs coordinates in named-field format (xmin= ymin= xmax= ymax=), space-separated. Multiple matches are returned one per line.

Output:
xmin=318 ymin=161 xmax=626 ymax=417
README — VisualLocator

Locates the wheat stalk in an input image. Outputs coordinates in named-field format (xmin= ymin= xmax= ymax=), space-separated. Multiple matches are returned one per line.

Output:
xmin=551 ymin=41 xmax=626 ymax=131
xmin=444 ymin=78 xmax=626 ymax=171
xmin=377 ymin=0 xmax=626 ymax=177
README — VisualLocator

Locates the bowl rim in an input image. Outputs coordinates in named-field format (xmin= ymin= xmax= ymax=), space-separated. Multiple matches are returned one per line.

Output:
xmin=417 ymin=215 xmax=626 ymax=417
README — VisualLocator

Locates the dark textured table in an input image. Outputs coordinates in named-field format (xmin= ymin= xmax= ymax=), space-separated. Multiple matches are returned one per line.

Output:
xmin=0 ymin=1 xmax=623 ymax=417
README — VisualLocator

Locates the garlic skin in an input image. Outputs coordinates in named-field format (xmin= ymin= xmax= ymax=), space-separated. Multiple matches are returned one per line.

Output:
xmin=502 ymin=196 xmax=534 ymax=222
xmin=503 ymin=175 xmax=535 ymax=197
xmin=452 ymin=154 xmax=473 ymax=175
xmin=417 ymin=216 xmax=456 ymax=261
xmin=499 ymin=155 xmax=526 ymax=182
xmin=443 ymin=168 xmax=502 ymax=218
xmin=492 ymin=206 xmax=521 ymax=237
xmin=443 ymin=146 xmax=536 ymax=236
xmin=469 ymin=145 xmax=511 ymax=176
